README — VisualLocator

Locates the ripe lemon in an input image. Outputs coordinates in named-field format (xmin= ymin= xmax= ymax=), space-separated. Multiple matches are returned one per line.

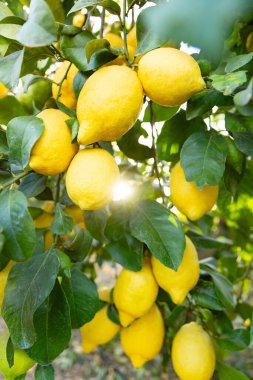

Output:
xmin=52 ymin=61 xmax=78 ymax=108
xmin=151 ymin=236 xmax=199 ymax=304
xmin=66 ymin=148 xmax=119 ymax=210
xmin=121 ymin=304 xmax=164 ymax=368
xmin=0 ymin=262 xmax=14 ymax=312
xmin=80 ymin=288 xmax=120 ymax=353
xmin=170 ymin=162 xmax=219 ymax=220
xmin=34 ymin=212 xmax=54 ymax=250
xmin=65 ymin=205 xmax=85 ymax=228
xmin=104 ymin=32 xmax=124 ymax=47
xmin=29 ymin=109 xmax=78 ymax=176
xmin=72 ymin=12 xmax=85 ymax=28
xmin=76 ymin=65 xmax=143 ymax=145
xmin=0 ymin=332 xmax=35 ymax=380
xmin=113 ymin=259 xmax=158 ymax=327
xmin=0 ymin=83 xmax=8 ymax=99
xmin=171 ymin=322 xmax=216 ymax=380
xmin=138 ymin=47 xmax=205 ymax=106
xmin=127 ymin=25 xmax=137 ymax=50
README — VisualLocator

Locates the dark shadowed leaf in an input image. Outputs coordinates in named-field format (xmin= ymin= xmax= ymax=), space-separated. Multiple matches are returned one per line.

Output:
xmin=0 ymin=96 xmax=28 ymax=125
xmin=143 ymin=102 xmax=179 ymax=122
xmin=63 ymin=228 xmax=93 ymax=262
xmin=35 ymin=364 xmax=55 ymax=380
xmin=191 ymin=280 xmax=224 ymax=311
xmin=218 ymin=329 xmax=250 ymax=351
xmin=85 ymin=209 xmax=108 ymax=242
xmin=50 ymin=204 xmax=74 ymax=235
xmin=217 ymin=362 xmax=250 ymax=380
xmin=19 ymin=173 xmax=47 ymax=198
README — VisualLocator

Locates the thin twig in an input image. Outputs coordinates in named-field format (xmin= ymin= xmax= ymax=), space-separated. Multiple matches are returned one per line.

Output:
xmin=122 ymin=0 xmax=131 ymax=65
xmin=56 ymin=61 xmax=72 ymax=101
xmin=99 ymin=7 xmax=105 ymax=38
xmin=0 ymin=171 xmax=28 ymax=191
xmin=55 ymin=174 xmax=62 ymax=204
xmin=50 ymin=44 xmax=64 ymax=61
xmin=83 ymin=6 xmax=97 ymax=29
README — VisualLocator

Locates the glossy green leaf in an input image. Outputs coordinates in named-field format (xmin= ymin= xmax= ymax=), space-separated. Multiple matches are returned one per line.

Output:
xmin=234 ymin=78 xmax=253 ymax=107
xmin=2 ymin=248 xmax=59 ymax=348
xmin=130 ymin=199 xmax=185 ymax=270
xmin=35 ymin=364 xmax=55 ymax=380
xmin=85 ymin=38 xmax=110 ymax=62
xmin=210 ymin=71 xmax=247 ymax=95
xmin=0 ymin=189 xmax=35 ymax=261
xmin=143 ymin=102 xmax=179 ymax=122
xmin=233 ymin=132 xmax=253 ymax=156
xmin=0 ymin=3 xmax=13 ymax=19
xmin=225 ymin=53 xmax=253 ymax=73
xmin=191 ymin=280 xmax=224 ymax=311
xmin=7 ymin=115 xmax=45 ymax=173
xmin=225 ymin=112 xmax=253 ymax=133
xmin=217 ymin=362 xmax=250 ymax=380
xmin=61 ymin=266 xmax=99 ymax=328
xmin=180 ymin=130 xmax=227 ymax=189
xmin=17 ymin=0 xmax=57 ymax=47
xmin=0 ymin=49 xmax=24 ymax=88
xmin=218 ymin=329 xmax=250 ymax=351
xmin=19 ymin=173 xmax=47 ymax=198
xmin=85 ymin=209 xmax=108 ymax=242
xmin=61 ymin=31 xmax=94 ymax=71
xmin=0 ymin=130 xmax=8 ymax=155
xmin=27 ymin=280 xmax=71 ymax=364
xmin=68 ymin=0 xmax=121 ymax=15
xmin=66 ymin=118 xmax=79 ymax=143
xmin=0 ymin=96 xmax=28 ymax=126
xmin=50 ymin=204 xmax=74 ymax=235
xmin=63 ymin=228 xmax=93 ymax=262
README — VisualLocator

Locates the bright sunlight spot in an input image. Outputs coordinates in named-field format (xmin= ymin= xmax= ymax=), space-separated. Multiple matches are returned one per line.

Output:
xmin=113 ymin=180 xmax=134 ymax=201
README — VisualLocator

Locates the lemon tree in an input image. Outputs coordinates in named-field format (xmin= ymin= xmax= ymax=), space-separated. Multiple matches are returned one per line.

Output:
xmin=0 ymin=0 xmax=253 ymax=379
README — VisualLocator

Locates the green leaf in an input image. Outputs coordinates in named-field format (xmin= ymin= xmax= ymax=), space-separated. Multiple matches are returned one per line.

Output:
xmin=6 ymin=336 xmax=14 ymax=369
xmin=61 ymin=31 xmax=94 ymax=71
xmin=7 ymin=115 xmax=45 ymax=173
xmin=210 ymin=72 xmax=247 ymax=96
xmin=16 ymin=0 xmax=57 ymax=47
xmin=218 ymin=329 xmax=250 ymax=351
xmin=27 ymin=280 xmax=71 ymax=364
xmin=85 ymin=38 xmax=110 ymax=62
xmin=66 ymin=117 xmax=79 ymax=143
xmin=85 ymin=209 xmax=108 ymax=242
xmin=50 ymin=204 xmax=74 ymax=235
xmin=130 ymin=199 xmax=185 ymax=270
xmin=46 ymin=0 xmax=65 ymax=23
xmin=0 ymin=49 xmax=24 ymax=88
xmin=19 ymin=173 xmax=47 ymax=198
xmin=250 ymin=312 xmax=253 ymax=347
xmin=225 ymin=53 xmax=253 ymax=73
xmin=73 ymin=71 xmax=89 ymax=98
xmin=226 ymin=137 xmax=245 ymax=175
xmin=191 ymin=280 xmax=224 ymax=311
xmin=104 ymin=206 xmax=128 ymax=241
xmin=234 ymin=78 xmax=253 ymax=107
xmin=180 ymin=130 xmax=227 ymax=189
xmin=68 ymin=0 xmax=121 ymax=15
xmin=0 ymin=35 xmax=10 ymax=57
xmin=61 ymin=266 xmax=99 ymax=328
xmin=217 ymin=362 xmax=250 ymax=380
xmin=2 ymin=248 xmax=59 ymax=349
xmin=0 ymin=3 xmax=13 ymax=19
xmin=200 ymin=263 xmax=235 ymax=310
xmin=0 ymin=96 xmax=28 ymax=126
xmin=143 ymin=102 xmax=179 ymax=122
xmin=106 ymin=234 xmax=143 ymax=271
xmin=117 ymin=120 xmax=153 ymax=161
xmin=187 ymin=230 xmax=232 ymax=249
xmin=4 ymin=0 xmax=24 ymax=18
xmin=0 ymin=130 xmax=8 ymax=155
xmin=63 ymin=228 xmax=93 ymax=262
xmin=0 ymin=189 xmax=35 ymax=261
xmin=157 ymin=110 xmax=206 ymax=162
xmin=0 ymin=20 xmax=21 ymax=40
xmin=233 ymin=132 xmax=253 ymax=156
xmin=107 ymin=303 xmax=121 ymax=325
xmin=35 ymin=364 xmax=55 ymax=380
xmin=186 ymin=89 xmax=232 ymax=120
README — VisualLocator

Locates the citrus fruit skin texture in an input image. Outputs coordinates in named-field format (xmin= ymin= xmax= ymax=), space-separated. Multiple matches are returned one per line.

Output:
xmin=151 ymin=236 xmax=199 ymax=304
xmin=77 ymin=65 xmax=143 ymax=145
xmin=113 ymin=259 xmax=159 ymax=327
xmin=29 ymin=109 xmax=78 ymax=176
xmin=72 ymin=12 xmax=85 ymax=28
xmin=138 ymin=47 xmax=205 ymax=106
xmin=104 ymin=32 xmax=124 ymax=47
xmin=127 ymin=25 xmax=137 ymax=50
xmin=170 ymin=162 xmax=219 ymax=221
xmin=34 ymin=212 xmax=54 ymax=250
xmin=171 ymin=322 xmax=216 ymax=380
xmin=66 ymin=148 xmax=119 ymax=210
xmin=0 ymin=262 xmax=14 ymax=311
xmin=121 ymin=304 xmax=164 ymax=368
xmin=0 ymin=333 xmax=35 ymax=380
xmin=52 ymin=61 xmax=78 ymax=108
xmin=0 ymin=83 xmax=8 ymax=99
xmin=80 ymin=288 xmax=120 ymax=353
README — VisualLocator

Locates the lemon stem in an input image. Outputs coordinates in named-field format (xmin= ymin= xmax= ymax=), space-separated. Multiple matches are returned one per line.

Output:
xmin=0 ymin=171 xmax=29 ymax=191
xmin=122 ymin=0 xmax=131 ymax=66
xmin=56 ymin=61 xmax=72 ymax=101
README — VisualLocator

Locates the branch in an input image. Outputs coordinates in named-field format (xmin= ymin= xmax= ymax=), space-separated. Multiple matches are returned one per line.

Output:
xmin=122 ymin=0 xmax=131 ymax=65
xmin=99 ymin=7 xmax=106 ymax=38
xmin=83 ymin=6 xmax=97 ymax=29
xmin=0 ymin=171 xmax=29 ymax=191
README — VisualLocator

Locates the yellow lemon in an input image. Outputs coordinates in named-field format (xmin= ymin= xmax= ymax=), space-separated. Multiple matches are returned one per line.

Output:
xmin=170 ymin=162 xmax=219 ymax=221
xmin=151 ymin=236 xmax=199 ymax=304
xmin=72 ymin=12 xmax=85 ymax=28
xmin=138 ymin=47 xmax=205 ymax=106
xmin=171 ymin=322 xmax=216 ymax=380
xmin=80 ymin=288 xmax=120 ymax=353
xmin=0 ymin=332 xmax=35 ymax=380
xmin=244 ymin=318 xmax=251 ymax=328
xmin=77 ymin=65 xmax=143 ymax=145
xmin=104 ymin=32 xmax=124 ymax=47
xmin=127 ymin=25 xmax=137 ymax=50
xmin=66 ymin=148 xmax=119 ymax=210
xmin=52 ymin=61 xmax=78 ymax=108
xmin=121 ymin=304 xmax=164 ymax=368
xmin=42 ymin=201 xmax=55 ymax=214
xmin=0 ymin=83 xmax=8 ymax=99
xmin=246 ymin=32 xmax=253 ymax=52
xmin=29 ymin=109 xmax=78 ymax=176
xmin=113 ymin=259 xmax=158 ymax=327
xmin=34 ymin=212 xmax=54 ymax=250
xmin=65 ymin=205 xmax=85 ymax=228
xmin=0 ymin=262 xmax=14 ymax=311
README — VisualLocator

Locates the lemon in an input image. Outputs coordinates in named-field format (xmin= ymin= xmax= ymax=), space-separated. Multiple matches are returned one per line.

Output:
xmin=113 ymin=259 xmax=158 ymax=327
xmin=0 ymin=83 xmax=8 ymax=99
xmin=246 ymin=32 xmax=253 ymax=52
xmin=66 ymin=148 xmax=119 ymax=210
xmin=138 ymin=47 xmax=205 ymax=106
xmin=170 ymin=162 xmax=219 ymax=220
xmin=104 ymin=32 xmax=124 ymax=47
xmin=171 ymin=322 xmax=216 ymax=380
xmin=29 ymin=109 xmax=78 ymax=176
xmin=52 ymin=61 xmax=78 ymax=108
xmin=65 ymin=205 xmax=85 ymax=228
xmin=0 ymin=262 xmax=14 ymax=312
xmin=244 ymin=318 xmax=251 ymax=328
xmin=80 ymin=288 xmax=120 ymax=353
xmin=151 ymin=236 xmax=199 ymax=304
xmin=127 ymin=25 xmax=137 ymax=50
xmin=77 ymin=65 xmax=143 ymax=145
xmin=0 ymin=332 xmax=35 ymax=380
xmin=42 ymin=201 xmax=55 ymax=214
xmin=72 ymin=12 xmax=85 ymax=28
xmin=121 ymin=304 xmax=164 ymax=368
xmin=34 ymin=212 xmax=54 ymax=250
